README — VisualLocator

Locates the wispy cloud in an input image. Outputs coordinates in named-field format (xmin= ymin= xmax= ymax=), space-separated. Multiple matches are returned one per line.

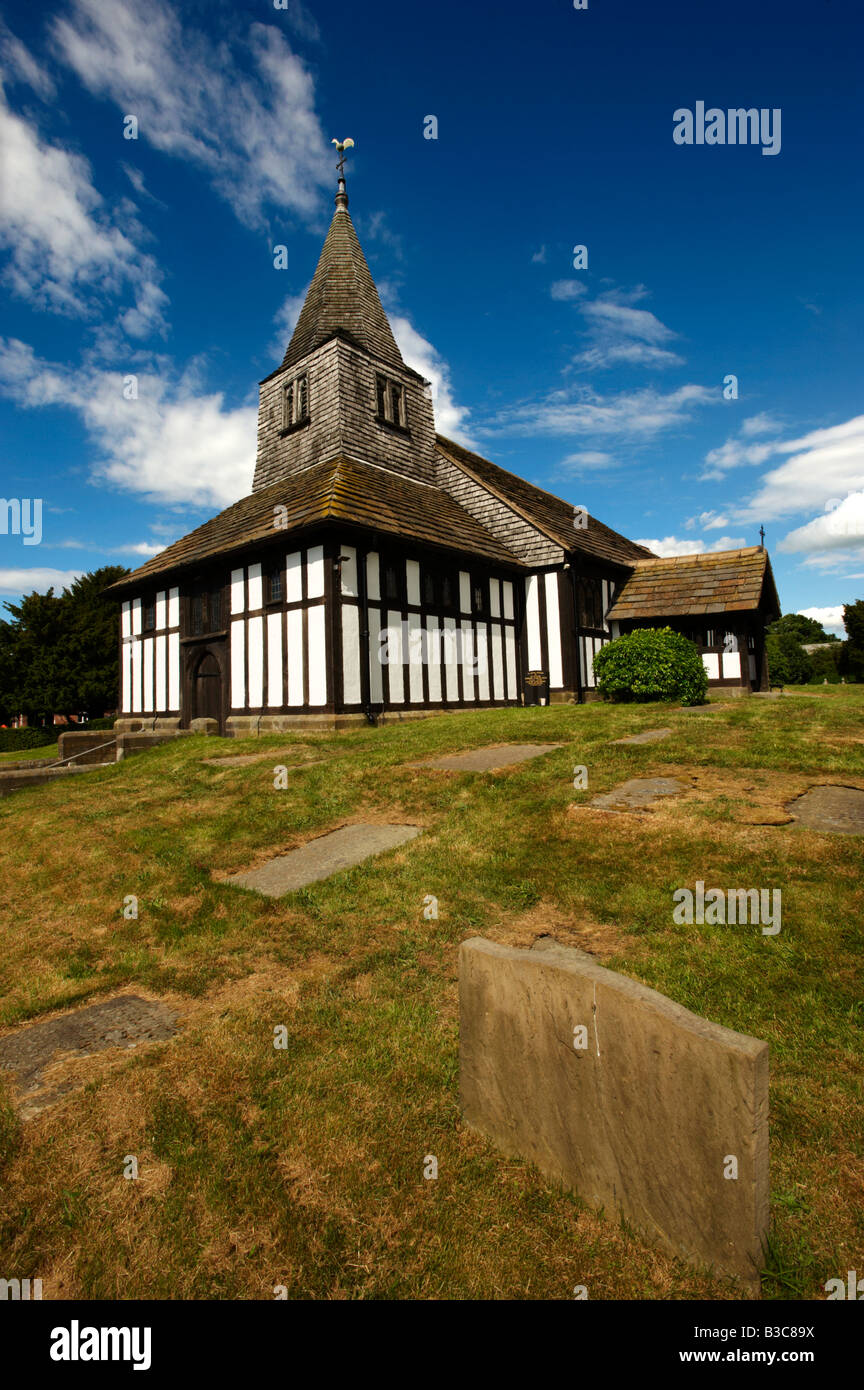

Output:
xmin=550 ymin=279 xmax=586 ymax=301
xmin=735 ymin=415 xmax=864 ymax=524
xmin=685 ymin=509 xmax=730 ymax=531
xmin=0 ymin=20 xmax=57 ymax=99
xmin=558 ymin=450 xmax=615 ymax=473
xmin=634 ymin=534 xmax=747 ymax=558
xmin=491 ymin=383 xmax=716 ymax=440
xmin=51 ymin=0 xmax=330 ymax=230
xmin=573 ymin=296 xmax=683 ymax=370
xmin=0 ymin=74 xmax=168 ymax=332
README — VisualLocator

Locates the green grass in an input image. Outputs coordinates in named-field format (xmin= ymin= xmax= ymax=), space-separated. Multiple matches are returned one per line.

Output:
xmin=0 ymin=685 xmax=862 ymax=1299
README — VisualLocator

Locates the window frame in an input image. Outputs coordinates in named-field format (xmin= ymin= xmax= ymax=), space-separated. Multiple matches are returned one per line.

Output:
xmin=281 ymin=371 xmax=310 ymax=435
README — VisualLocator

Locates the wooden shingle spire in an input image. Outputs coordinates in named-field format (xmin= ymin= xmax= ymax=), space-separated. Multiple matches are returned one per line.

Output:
xmin=280 ymin=140 xmax=405 ymax=374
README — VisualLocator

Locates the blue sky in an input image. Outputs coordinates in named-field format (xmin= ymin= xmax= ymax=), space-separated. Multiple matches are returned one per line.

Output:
xmin=1 ymin=0 xmax=862 ymax=633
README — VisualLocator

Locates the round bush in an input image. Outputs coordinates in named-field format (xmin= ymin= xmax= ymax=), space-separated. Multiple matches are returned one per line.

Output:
xmin=593 ymin=627 xmax=709 ymax=706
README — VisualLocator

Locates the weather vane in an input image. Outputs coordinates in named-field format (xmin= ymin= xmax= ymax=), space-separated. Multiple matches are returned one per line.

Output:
xmin=331 ymin=137 xmax=355 ymax=180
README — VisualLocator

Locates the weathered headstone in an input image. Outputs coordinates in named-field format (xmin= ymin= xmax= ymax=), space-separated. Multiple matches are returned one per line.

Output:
xmin=226 ymin=823 xmax=422 ymax=897
xmin=460 ymin=937 xmax=769 ymax=1286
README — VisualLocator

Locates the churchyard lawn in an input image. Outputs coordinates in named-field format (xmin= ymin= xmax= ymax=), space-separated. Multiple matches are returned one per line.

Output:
xmin=0 ymin=686 xmax=861 ymax=1300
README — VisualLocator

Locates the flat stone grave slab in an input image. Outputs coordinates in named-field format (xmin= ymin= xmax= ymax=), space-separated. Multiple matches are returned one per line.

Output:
xmin=0 ymin=996 xmax=180 ymax=1119
xmin=203 ymin=753 xmax=325 ymax=768
xmin=410 ymin=743 xmax=561 ymax=773
xmin=787 ymin=784 xmax=864 ymax=835
xmin=460 ymin=938 xmax=769 ymax=1287
xmin=227 ymin=823 xmax=423 ymax=897
xmin=589 ymin=776 xmax=684 ymax=812
xmin=613 ymin=727 xmax=673 ymax=746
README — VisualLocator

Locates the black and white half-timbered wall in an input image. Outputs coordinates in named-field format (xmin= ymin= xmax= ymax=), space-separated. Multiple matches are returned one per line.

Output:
xmin=111 ymin=168 xmax=780 ymax=733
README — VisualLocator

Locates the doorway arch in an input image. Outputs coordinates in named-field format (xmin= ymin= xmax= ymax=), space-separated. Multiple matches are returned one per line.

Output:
xmin=191 ymin=648 xmax=225 ymax=732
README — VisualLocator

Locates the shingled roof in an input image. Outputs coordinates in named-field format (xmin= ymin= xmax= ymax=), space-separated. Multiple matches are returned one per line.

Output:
xmin=436 ymin=436 xmax=655 ymax=567
xmin=109 ymin=456 xmax=521 ymax=592
xmin=606 ymin=547 xmax=780 ymax=622
xmin=275 ymin=200 xmax=406 ymax=378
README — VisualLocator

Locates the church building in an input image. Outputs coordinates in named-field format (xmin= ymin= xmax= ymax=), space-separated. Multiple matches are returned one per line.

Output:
xmin=111 ymin=160 xmax=780 ymax=735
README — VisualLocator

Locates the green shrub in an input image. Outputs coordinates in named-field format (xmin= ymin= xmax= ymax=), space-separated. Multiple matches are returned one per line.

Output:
xmin=593 ymin=627 xmax=709 ymax=706
xmin=0 ymin=726 xmax=56 ymax=752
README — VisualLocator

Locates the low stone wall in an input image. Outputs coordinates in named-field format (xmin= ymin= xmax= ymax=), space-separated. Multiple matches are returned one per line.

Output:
xmin=57 ymin=730 xmax=119 ymax=765
xmin=459 ymin=937 xmax=769 ymax=1288
xmin=0 ymin=764 xmax=102 ymax=796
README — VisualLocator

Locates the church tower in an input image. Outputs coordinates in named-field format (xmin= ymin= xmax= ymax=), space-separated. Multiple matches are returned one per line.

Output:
xmin=253 ymin=161 xmax=437 ymax=492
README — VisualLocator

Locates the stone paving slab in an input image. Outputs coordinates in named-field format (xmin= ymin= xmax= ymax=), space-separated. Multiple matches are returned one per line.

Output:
xmin=613 ymin=727 xmax=673 ymax=746
xmin=226 ymin=823 xmax=423 ymax=897
xmin=203 ymin=753 xmax=326 ymax=768
xmin=0 ymin=996 xmax=180 ymax=1118
xmin=410 ymin=743 xmax=561 ymax=773
xmin=787 ymin=784 xmax=864 ymax=835
xmin=589 ymin=776 xmax=684 ymax=812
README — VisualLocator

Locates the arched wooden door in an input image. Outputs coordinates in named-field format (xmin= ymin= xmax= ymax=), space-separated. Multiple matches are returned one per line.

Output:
xmin=192 ymin=650 xmax=224 ymax=732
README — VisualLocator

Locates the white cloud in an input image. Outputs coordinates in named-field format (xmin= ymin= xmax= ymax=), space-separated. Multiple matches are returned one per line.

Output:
xmin=531 ymin=246 xmax=547 ymax=264
xmin=271 ymin=286 xmax=309 ymax=359
xmin=559 ymin=450 xmax=614 ymax=472
xmin=797 ymin=606 xmax=847 ymax=637
xmin=0 ymin=22 xmax=57 ymax=99
xmin=779 ymin=491 xmax=864 ymax=554
xmin=389 ymin=315 xmax=472 ymax=444
xmin=51 ymin=0 xmax=330 ymax=229
xmin=635 ymin=535 xmax=747 ymax=558
xmin=0 ymin=338 xmax=255 ymax=509
xmin=0 ymin=568 xmax=82 ymax=596
xmin=738 ymin=415 xmax=864 ymax=522
xmin=0 ymin=76 xmax=168 ymax=330
xmin=685 ymin=509 xmax=729 ymax=531
xmin=494 ymin=383 xmax=716 ymax=440
xmin=740 ymin=412 xmax=781 ymax=437
xmin=550 ymin=279 xmax=586 ymax=301
xmin=572 ymin=295 xmax=683 ymax=370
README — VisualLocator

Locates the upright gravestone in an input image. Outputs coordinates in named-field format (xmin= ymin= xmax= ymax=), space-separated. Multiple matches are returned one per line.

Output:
xmin=460 ymin=937 xmax=769 ymax=1287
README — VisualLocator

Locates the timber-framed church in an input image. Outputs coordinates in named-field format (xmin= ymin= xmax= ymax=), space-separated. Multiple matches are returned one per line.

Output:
xmin=111 ymin=164 xmax=780 ymax=735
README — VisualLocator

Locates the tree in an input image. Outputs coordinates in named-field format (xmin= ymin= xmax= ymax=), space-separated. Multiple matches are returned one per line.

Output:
xmin=768 ymin=612 xmax=839 ymax=643
xmin=0 ymin=566 xmax=128 ymax=723
xmin=765 ymin=631 xmax=813 ymax=685
xmin=809 ymin=646 xmax=842 ymax=683
xmin=838 ymin=600 xmax=864 ymax=683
